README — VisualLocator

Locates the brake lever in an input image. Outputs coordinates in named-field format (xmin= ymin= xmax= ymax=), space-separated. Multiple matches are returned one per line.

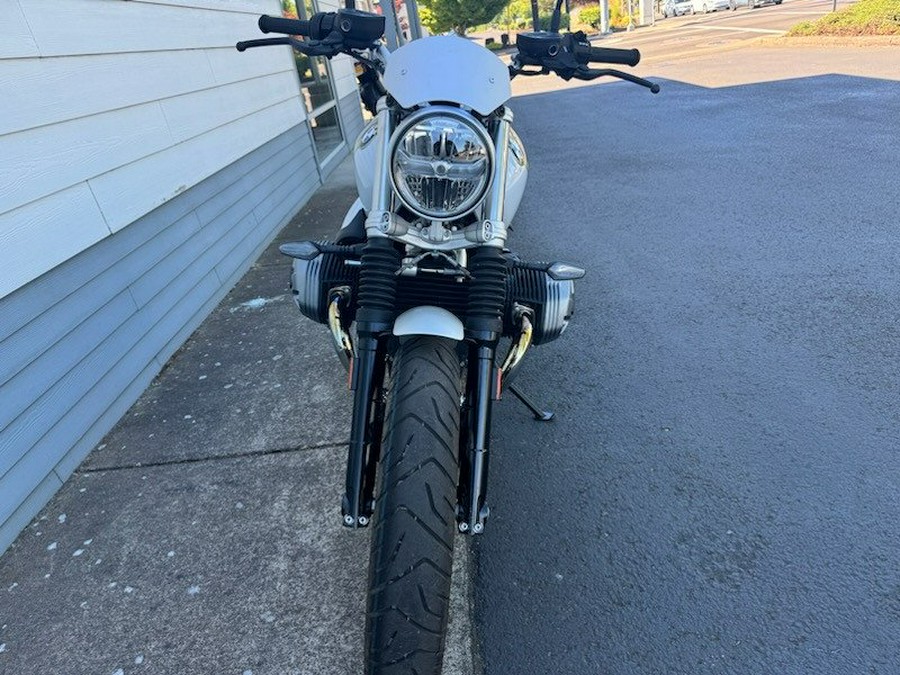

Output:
xmin=236 ymin=36 xmax=339 ymax=57
xmin=578 ymin=67 xmax=660 ymax=94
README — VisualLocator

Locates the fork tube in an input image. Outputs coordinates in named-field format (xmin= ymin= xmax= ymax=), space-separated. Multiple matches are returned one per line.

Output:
xmin=366 ymin=98 xmax=394 ymax=237
xmin=483 ymin=109 xmax=513 ymax=236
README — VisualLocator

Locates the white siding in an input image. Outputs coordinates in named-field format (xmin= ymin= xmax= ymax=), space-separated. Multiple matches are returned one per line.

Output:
xmin=0 ymin=0 xmax=307 ymax=300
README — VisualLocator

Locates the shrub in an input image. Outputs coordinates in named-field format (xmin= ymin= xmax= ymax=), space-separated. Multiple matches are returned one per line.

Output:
xmin=787 ymin=0 xmax=900 ymax=35
xmin=578 ymin=6 xmax=601 ymax=28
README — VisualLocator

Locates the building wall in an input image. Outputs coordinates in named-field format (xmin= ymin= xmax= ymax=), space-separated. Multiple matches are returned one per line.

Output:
xmin=0 ymin=0 xmax=365 ymax=553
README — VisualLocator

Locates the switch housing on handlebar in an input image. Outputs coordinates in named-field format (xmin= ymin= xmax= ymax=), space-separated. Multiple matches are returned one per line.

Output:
xmin=512 ymin=31 xmax=659 ymax=93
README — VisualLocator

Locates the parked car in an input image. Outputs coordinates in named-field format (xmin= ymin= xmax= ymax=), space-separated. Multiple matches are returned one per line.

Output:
xmin=662 ymin=0 xmax=694 ymax=16
xmin=748 ymin=0 xmax=782 ymax=7
xmin=691 ymin=0 xmax=731 ymax=12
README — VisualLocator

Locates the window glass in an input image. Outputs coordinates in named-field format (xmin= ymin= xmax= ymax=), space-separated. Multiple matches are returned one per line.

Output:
xmin=282 ymin=0 xmax=344 ymax=161
xmin=282 ymin=0 xmax=335 ymax=115
xmin=310 ymin=107 xmax=343 ymax=160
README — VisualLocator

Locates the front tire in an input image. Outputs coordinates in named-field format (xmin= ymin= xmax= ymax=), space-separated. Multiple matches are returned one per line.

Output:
xmin=366 ymin=336 xmax=463 ymax=675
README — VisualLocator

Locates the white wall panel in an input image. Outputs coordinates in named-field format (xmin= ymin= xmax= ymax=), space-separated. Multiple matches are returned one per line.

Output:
xmin=0 ymin=1 xmax=39 ymax=59
xmin=160 ymin=71 xmax=299 ymax=143
xmin=20 ymin=0 xmax=255 ymax=57
xmin=0 ymin=50 xmax=216 ymax=137
xmin=0 ymin=102 xmax=173 ymax=216
xmin=207 ymin=44 xmax=300 ymax=90
xmin=333 ymin=54 xmax=359 ymax=100
xmin=0 ymin=185 xmax=110 ymax=301
xmin=132 ymin=0 xmax=278 ymax=13
xmin=89 ymin=99 xmax=302 ymax=232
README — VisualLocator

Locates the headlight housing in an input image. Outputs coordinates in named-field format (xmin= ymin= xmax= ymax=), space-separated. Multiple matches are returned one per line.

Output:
xmin=390 ymin=108 xmax=494 ymax=221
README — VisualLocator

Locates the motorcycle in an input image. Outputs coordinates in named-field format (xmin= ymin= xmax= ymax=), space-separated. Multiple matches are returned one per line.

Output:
xmin=236 ymin=2 xmax=658 ymax=672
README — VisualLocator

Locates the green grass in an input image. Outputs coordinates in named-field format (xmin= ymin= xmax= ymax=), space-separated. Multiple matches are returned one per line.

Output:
xmin=788 ymin=0 xmax=900 ymax=35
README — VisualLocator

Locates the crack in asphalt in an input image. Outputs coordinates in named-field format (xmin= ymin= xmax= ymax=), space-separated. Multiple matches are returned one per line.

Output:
xmin=77 ymin=440 xmax=348 ymax=473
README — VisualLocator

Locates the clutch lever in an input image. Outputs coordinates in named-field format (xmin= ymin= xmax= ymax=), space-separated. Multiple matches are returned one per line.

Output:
xmin=577 ymin=67 xmax=660 ymax=94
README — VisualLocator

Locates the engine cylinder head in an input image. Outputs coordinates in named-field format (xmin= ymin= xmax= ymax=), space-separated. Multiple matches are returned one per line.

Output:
xmin=505 ymin=264 xmax=576 ymax=344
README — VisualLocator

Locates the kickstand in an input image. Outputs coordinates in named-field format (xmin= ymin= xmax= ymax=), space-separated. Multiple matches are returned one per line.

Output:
xmin=507 ymin=383 xmax=554 ymax=422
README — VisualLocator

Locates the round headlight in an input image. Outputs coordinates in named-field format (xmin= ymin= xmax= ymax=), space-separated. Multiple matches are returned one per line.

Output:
xmin=390 ymin=109 xmax=493 ymax=221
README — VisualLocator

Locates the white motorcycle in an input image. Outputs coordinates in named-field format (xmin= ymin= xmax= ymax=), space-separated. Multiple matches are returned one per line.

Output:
xmin=237 ymin=3 xmax=657 ymax=672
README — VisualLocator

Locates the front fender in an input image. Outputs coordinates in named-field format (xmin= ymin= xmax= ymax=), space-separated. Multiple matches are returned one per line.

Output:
xmin=392 ymin=306 xmax=464 ymax=341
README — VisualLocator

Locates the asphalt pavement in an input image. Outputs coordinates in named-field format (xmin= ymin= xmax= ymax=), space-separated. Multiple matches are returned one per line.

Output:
xmin=0 ymin=162 xmax=478 ymax=675
xmin=476 ymin=41 xmax=900 ymax=675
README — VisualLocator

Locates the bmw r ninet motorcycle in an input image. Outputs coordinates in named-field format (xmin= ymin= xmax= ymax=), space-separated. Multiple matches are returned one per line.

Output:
xmin=237 ymin=3 xmax=657 ymax=672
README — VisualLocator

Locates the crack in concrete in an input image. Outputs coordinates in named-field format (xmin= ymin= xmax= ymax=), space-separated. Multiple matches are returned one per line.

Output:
xmin=77 ymin=440 xmax=348 ymax=474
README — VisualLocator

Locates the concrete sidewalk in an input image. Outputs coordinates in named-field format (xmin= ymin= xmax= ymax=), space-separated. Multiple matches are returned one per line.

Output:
xmin=0 ymin=159 xmax=478 ymax=675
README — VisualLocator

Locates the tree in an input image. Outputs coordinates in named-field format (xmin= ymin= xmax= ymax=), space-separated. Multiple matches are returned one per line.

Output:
xmin=418 ymin=0 xmax=511 ymax=35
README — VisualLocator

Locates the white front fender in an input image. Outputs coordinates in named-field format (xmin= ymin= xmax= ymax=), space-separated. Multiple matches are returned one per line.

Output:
xmin=392 ymin=306 xmax=464 ymax=341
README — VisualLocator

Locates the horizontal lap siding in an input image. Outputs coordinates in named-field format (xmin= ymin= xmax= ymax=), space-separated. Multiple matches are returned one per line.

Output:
xmin=0 ymin=0 xmax=299 ymax=300
xmin=0 ymin=122 xmax=320 ymax=554
xmin=0 ymin=0 xmax=365 ymax=556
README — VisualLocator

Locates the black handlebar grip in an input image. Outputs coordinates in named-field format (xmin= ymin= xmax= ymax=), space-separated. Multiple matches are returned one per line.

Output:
xmin=588 ymin=47 xmax=641 ymax=67
xmin=258 ymin=14 xmax=311 ymax=36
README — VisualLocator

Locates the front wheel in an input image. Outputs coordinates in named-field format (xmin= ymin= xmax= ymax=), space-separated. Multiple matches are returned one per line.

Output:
xmin=366 ymin=336 xmax=463 ymax=675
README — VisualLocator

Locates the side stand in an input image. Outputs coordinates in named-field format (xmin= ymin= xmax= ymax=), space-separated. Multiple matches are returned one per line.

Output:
xmin=507 ymin=383 xmax=554 ymax=422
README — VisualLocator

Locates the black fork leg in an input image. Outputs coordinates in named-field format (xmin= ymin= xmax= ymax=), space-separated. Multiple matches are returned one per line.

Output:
xmin=342 ymin=335 xmax=381 ymax=528
xmin=341 ymin=238 xmax=400 ymax=528
xmin=461 ymin=342 xmax=497 ymax=534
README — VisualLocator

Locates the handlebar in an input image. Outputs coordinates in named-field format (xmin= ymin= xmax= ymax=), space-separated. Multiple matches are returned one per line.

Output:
xmin=579 ymin=45 xmax=641 ymax=68
xmin=258 ymin=15 xmax=310 ymax=36
xmin=512 ymin=31 xmax=658 ymax=93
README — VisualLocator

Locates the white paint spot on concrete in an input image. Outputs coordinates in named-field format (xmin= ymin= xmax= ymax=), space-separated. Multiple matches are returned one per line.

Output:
xmin=97 ymin=444 xmax=107 ymax=450
xmin=112 ymin=669 xmax=124 ymax=675
xmin=167 ymin=551 xmax=175 ymax=558
xmin=214 ymin=362 xmax=221 ymax=367
xmin=135 ymin=654 xmax=144 ymax=665
xmin=187 ymin=585 xmax=201 ymax=595
xmin=80 ymin=601 xmax=88 ymax=609
xmin=230 ymin=295 xmax=285 ymax=313
xmin=83 ymin=539 xmax=93 ymax=546
xmin=235 ymin=502 xmax=244 ymax=510
xmin=243 ymin=670 xmax=253 ymax=675
xmin=73 ymin=549 xmax=84 ymax=557
xmin=260 ymin=611 xmax=275 ymax=623
xmin=198 ymin=375 xmax=207 ymax=380
xmin=95 ymin=559 xmax=102 ymax=565
xmin=58 ymin=514 xmax=66 ymax=524
xmin=44 ymin=574 xmax=51 ymax=579
xmin=47 ymin=542 xmax=57 ymax=551
xmin=272 ymin=354 xmax=283 ymax=361
xmin=108 ymin=582 xmax=117 ymax=588
xmin=7 ymin=583 xmax=17 ymax=592
xmin=224 ymin=383 xmax=234 ymax=390
xmin=79 ymin=488 xmax=87 ymax=493
xmin=124 ymin=586 xmax=134 ymax=594
xmin=554 ymin=573 xmax=563 ymax=580
xmin=0 ymin=644 xmax=6 ymax=653
xmin=184 ymin=415 xmax=192 ymax=420
xmin=35 ymin=531 xmax=42 ymax=536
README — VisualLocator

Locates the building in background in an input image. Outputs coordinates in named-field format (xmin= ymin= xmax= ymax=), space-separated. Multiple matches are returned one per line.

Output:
xmin=0 ymin=0 xmax=365 ymax=554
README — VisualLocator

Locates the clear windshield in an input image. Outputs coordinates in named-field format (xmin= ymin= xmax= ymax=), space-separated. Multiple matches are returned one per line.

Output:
xmin=383 ymin=36 xmax=512 ymax=116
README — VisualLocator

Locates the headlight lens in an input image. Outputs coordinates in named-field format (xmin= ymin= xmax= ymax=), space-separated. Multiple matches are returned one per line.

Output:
xmin=390 ymin=110 xmax=493 ymax=221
